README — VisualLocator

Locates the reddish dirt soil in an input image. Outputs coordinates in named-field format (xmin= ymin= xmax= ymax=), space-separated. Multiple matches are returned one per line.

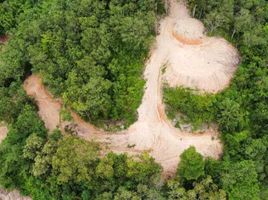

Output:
xmin=172 ymin=31 xmax=202 ymax=45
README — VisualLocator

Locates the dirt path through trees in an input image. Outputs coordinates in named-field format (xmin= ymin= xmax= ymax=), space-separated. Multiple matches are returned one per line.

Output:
xmin=23 ymin=0 xmax=239 ymax=176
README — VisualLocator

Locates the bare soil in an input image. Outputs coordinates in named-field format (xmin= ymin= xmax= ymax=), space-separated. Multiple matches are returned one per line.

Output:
xmin=162 ymin=1 xmax=239 ymax=93
xmin=0 ymin=188 xmax=31 ymax=200
xmin=23 ymin=0 xmax=240 ymax=177
xmin=0 ymin=125 xmax=7 ymax=144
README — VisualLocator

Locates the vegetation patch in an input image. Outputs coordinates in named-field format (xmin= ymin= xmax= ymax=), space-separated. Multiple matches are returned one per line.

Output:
xmin=0 ymin=0 xmax=267 ymax=199
xmin=164 ymin=86 xmax=216 ymax=129
xmin=0 ymin=0 xmax=165 ymax=129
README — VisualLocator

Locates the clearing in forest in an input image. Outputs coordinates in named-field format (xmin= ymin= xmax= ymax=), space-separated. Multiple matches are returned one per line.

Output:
xmin=23 ymin=0 xmax=239 ymax=177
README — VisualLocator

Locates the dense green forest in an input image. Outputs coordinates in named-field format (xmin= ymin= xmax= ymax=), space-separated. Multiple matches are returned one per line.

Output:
xmin=0 ymin=0 xmax=164 ymax=128
xmin=0 ymin=100 xmax=228 ymax=199
xmin=164 ymin=0 xmax=268 ymax=199
xmin=0 ymin=0 xmax=268 ymax=199
xmin=0 ymin=86 xmax=227 ymax=199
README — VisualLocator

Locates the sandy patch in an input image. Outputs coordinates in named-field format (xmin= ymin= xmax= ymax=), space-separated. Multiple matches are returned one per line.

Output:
xmin=162 ymin=1 xmax=239 ymax=92
xmin=0 ymin=188 xmax=31 ymax=200
xmin=0 ymin=125 xmax=8 ymax=143
xmin=23 ymin=0 xmax=240 ymax=177
xmin=172 ymin=18 xmax=204 ymax=45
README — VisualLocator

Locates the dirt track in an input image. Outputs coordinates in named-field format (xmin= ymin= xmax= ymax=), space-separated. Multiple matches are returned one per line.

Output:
xmin=23 ymin=0 xmax=240 ymax=177
xmin=0 ymin=2 xmax=240 ymax=200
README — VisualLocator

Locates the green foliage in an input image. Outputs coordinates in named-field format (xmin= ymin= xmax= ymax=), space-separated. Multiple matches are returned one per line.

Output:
xmin=164 ymin=87 xmax=215 ymax=127
xmin=0 ymin=104 xmax=46 ymax=189
xmin=261 ymin=185 xmax=268 ymax=200
xmin=126 ymin=153 xmax=162 ymax=184
xmin=167 ymin=176 xmax=227 ymax=200
xmin=216 ymin=98 xmax=248 ymax=133
xmin=0 ymin=0 xmax=164 ymax=128
xmin=23 ymin=134 xmax=45 ymax=160
xmin=1 ymin=113 xmax=164 ymax=200
xmin=63 ymin=72 xmax=112 ymax=121
xmin=185 ymin=1 xmax=268 ymax=198
xmin=0 ymin=0 xmax=267 ymax=199
xmin=33 ymin=139 xmax=163 ymax=199
xmin=224 ymin=131 xmax=268 ymax=161
xmin=114 ymin=187 xmax=141 ymax=200
xmin=51 ymin=136 xmax=99 ymax=184
xmin=178 ymin=146 xmax=205 ymax=181
xmin=0 ymin=82 xmax=30 ymax=123
xmin=0 ymin=1 xmax=165 ymax=196
xmin=0 ymin=0 xmax=40 ymax=34
xmin=221 ymin=160 xmax=260 ymax=200
xmin=59 ymin=107 xmax=72 ymax=122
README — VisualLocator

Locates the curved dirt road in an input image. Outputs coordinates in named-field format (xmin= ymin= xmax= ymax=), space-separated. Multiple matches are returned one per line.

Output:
xmin=24 ymin=0 xmax=239 ymax=176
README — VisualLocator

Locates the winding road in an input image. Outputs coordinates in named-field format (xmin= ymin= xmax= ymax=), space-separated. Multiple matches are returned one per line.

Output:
xmin=0 ymin=1 xmax=240 ymax=198
xmin=23 ymin=0 xmax=239 ymax=177
xmin=2 ymin=0 xmax=239 ymax=180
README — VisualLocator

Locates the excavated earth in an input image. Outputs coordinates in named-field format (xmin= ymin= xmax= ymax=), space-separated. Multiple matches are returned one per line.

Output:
xmin=23 ymin=0 xmax=239 ymax=176
xmin=0 ymin=0 xmax=240 ymax=199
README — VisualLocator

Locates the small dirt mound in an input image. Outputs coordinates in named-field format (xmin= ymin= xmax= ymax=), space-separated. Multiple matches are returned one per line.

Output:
xmin=172 ymin=18 xmax=204 ymax=45
xmin=163 ymin=0 xmax=239 ymax=93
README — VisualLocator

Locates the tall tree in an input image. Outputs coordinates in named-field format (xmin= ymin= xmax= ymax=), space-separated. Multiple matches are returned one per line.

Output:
xmin=178 ymin=146 xmax=205 ymax=181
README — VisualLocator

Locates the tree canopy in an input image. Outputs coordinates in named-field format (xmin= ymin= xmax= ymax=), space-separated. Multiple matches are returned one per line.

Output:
xmin=0 ymin=0 xmax=267 ymax=199
xmin=178 ymin=146 xmax=205 ymax=181
xmin=0 ymin=0 xmax=165 ymax=129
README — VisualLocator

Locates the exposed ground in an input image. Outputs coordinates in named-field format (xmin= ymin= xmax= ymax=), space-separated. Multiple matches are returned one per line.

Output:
xmin=163 ymin=1 xmax=239 ymax=92
xmin=23 ymin=0 xmax=239 ymax=177
xmin=0 ymin=189 xmax=31 ymax=200
xmin=0 ymin=124 xmax=7 ymax=144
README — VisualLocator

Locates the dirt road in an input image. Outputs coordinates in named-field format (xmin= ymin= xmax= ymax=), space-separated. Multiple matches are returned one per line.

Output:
xmin=23 ymin=0 xmax=239 ymax=177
